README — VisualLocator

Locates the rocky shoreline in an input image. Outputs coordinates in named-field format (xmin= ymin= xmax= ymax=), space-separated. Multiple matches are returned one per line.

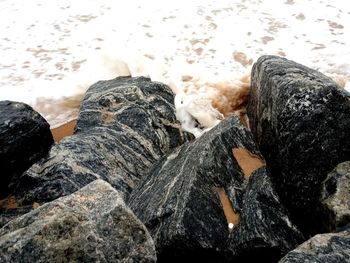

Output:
xmin=0 ymin=56 xmax=349 ymax=262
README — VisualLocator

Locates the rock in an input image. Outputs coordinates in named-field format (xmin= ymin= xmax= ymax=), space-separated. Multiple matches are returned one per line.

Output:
xmin=321 ymin=161 xmax=350 ymax=231
xmin=0 ymin=77 xmax=191 ymax=227
xmin=0 ymin=179 xmax=156 ymax=263
xmin=228 ymin=168 xmax=302 ymax=262
xmin=76 ymin=76 xmax=190 ymax=147
xmin=246 ymin=55 xmax=350 ymax=235
xmin=279 ymin=229 xmax=350 ymax=263
xmin=128 ymin=116 xmax=302 ymax=262
xmin=0 ymin=101 xmax=53 ymax=196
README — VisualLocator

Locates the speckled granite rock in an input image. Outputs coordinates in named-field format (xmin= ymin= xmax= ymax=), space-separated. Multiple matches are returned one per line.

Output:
xmin=246 ymin=55 xmax=350 ymax=235
xmin=0 ymin=77 xmax=191 ymax=227
xmin=0 ymin=101 xmax=53 ymax=197
xmin=128 ymin=116 xmax=302 ymax=262
xmin=279 ymin=229 xmax=350 ymax=263
xmin=321 ymin=161 xmax=350 ymax=232
xmin=0 ymin=180 xmax=156 ymax=263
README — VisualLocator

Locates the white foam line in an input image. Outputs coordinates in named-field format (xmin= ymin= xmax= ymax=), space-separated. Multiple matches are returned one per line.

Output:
xmin=0 ymin=0 xmax=349 ymax=128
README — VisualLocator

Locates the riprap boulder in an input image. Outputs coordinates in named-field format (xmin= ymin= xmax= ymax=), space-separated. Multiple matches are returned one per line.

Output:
xmin=0 ymin=180 xmax=156 ymax=263
xmin=1 ymin=77 xmax=191 ymax=226
xmin=321 ymin=161 xmax=350 ymax=232
xmin=247 ymin=55 xmax=350 ymax=235
xmin=128 ymin=116 xmax=302 ymax=262
xmin=0 ymin=101 xmax=53 ymax=196
xmin=279 ymin=229 xmax=350 ymax=263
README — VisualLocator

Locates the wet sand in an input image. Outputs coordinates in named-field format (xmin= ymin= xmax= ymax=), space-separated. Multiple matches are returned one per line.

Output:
xmin=51 ymin=119 xmax=77 ymax=142
xmin=213 ymin=187 xmax=240 ymax=231
xmin=232 ymin=148 xmax=266 ymax=179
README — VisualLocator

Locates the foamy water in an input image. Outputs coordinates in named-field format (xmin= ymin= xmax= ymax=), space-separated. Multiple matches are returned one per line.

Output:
xmin=0 ymin=0 xmax=349 ymax=128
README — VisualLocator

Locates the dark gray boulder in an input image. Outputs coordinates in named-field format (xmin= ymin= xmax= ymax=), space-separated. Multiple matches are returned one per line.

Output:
xmin=279 ymin=229 xmax=350 ymax=263
xmin=0 ymin=179 xmax=157 ymax=263
xmin=0 ymin=100 xmax=53 ymax=197
xmin=321 ymin=161 xmax=350 ymax=232
xmin=1 ymin=76 xmax=191 ymax=227
xmin=128 ymin=116 xmax=302 ymax=262
xmin=228 ymin=168 xmax=302 ymax=262
xmin=246 ymin=55 xmax=350 ymax=235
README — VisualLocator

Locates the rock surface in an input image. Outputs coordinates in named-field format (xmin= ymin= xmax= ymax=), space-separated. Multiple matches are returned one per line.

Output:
xmin=246 ymin=55 xmax=350 ymax=235
xmin=0 ymin=179 xmax=156 ymax=263
xmin=128 ymin=116 xmax=302 ymax=262
xmin=321 ymin=161 xmax=350 ymax=232
xmin=0 ymin=101 xmax=53 ymax=197
xmin=279 ymin=229 xmax=350 ymax=263
xmin=0 ymin=76 xmax=191 ymax=227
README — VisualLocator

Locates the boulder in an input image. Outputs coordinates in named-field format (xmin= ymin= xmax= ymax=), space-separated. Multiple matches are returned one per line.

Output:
xmin=246 ymin=55 xmax=350 ymax=235
xmin=0 ymin=180 xmax=156 ymax=263
xmin=0 ymin=77 xmax=191 ymax=227
xmin=0 ymin=101 xmax=53 ymax=197
xmin=279 ymin=229 xmax=350 ymax=263
xmin=321 ymin=161 xmax=350 ymax=232
xmin=128 ymin=116 xmax=302 ymax=262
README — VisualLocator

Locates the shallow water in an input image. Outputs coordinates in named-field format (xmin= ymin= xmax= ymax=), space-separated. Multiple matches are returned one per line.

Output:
xmin=0 ymin=0 xmax=349 ymax=127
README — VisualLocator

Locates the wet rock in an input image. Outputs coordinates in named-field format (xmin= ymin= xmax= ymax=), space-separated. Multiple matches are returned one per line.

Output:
xmin=321 ymin=161 xmax=350 ymax=232
xmin=279 ymin=229 xmax=350 ymax=263
xmin=128 ymin=116 xmax=302 ymax=262
xmin=246 ymin=55 xmax=350 ymax=235
xmin=0 ymin=101 xmax=53 ymax=197
xmin=0 ymin=180 xmax=156 ymax=263
xmin=1 ymin=77 xmax=190 ymax=226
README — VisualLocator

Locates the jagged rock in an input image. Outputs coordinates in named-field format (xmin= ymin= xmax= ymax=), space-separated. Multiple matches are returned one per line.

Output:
xmin=0 ymin=77 xmax=191 ymax=227
xmin=246 ymin=55 xmax=350 ymax=235
xmin=128 ymin=116 xmax=302 ymax=262
xmin=321 ymin=161 xmax=350 ymax=231
xmin=0 ymin=101 xmax=53 ymax=197
xmin=279 ymin=229 xmax=350 ymax=263
xmin=0 ymin=180 xmax=156 ymax=263
xmin=228 ymin=168 xmax=302 ymax=262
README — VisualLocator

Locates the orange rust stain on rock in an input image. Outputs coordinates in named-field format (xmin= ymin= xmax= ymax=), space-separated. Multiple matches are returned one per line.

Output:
xmin=33 ymin=202 xmax=40 ymax=209
xmin=213 ymin=187 xmax=240 ymax=231
xmin=0 ymin=196 xmax=19 ymax=209
xmin=232 ymin=148 xmax=265 ymax=179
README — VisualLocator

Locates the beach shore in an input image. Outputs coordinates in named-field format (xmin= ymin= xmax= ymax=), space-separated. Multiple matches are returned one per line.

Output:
xmin=51 ymin=119 xmax=77 ymax=142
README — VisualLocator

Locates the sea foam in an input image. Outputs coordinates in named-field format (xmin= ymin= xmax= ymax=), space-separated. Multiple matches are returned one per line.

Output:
xmin=0 ymin=0 xmax=349 ymax=129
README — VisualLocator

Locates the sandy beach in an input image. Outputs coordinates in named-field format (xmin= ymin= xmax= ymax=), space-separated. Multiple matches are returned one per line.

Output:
xmin=51 ymin=119 xmax=77 ymax=142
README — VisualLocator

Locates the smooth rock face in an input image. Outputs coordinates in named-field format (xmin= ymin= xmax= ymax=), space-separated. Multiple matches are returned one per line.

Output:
xmin=321 ymin=161 xmax=350 ymax=231
xmin=0 ymin=77 xmax=191 ymax=226
xmin=279 ymin=229 xmax=350 ymax=263
xmin=246 ymin=55 xmax=350 ymax=235
xmin=0 ymin=180 xmax=157 ymax=263
xmin=0 ymin=101 xmax=53 ymax=196
xmin=128 ymin=116 xmax=302 ymax=262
